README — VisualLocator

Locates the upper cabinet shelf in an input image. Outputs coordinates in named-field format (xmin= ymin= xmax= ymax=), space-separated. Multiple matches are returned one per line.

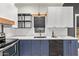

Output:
xmin=0 ymin=17 xmax=15 ymax=25
xmin=47 ymin=7 xmax=73 ymax=28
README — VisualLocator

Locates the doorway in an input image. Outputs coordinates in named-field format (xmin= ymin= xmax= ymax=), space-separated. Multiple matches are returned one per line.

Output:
xmin=75 ymin=14 xmax=79 ymax=38
xmin=75 ymin=14 xmax=79 ymax=55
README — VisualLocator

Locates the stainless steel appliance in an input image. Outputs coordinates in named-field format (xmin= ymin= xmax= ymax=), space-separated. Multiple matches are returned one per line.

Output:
xmin=0 ymin=33 xmax=6 ymax=47
xmin=3 ymin=44 xmax=17 ymax=56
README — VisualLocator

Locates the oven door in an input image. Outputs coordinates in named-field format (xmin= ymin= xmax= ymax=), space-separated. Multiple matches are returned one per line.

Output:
xmin=3 ymin=44 xmax=17 ymax=56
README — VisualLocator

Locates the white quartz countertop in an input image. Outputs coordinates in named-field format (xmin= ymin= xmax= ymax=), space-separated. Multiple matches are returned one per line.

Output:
xmin=6 ymin=36 xmax=78 ymax=40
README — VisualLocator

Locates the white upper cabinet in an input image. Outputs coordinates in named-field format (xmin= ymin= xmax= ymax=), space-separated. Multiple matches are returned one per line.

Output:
xmin=0 ymin=3 xmax=18 ymax=27
xmin=47 ymin=7 xmax=73 ymax=28
xmin=39 ymin=6 xmax=48 ymax=13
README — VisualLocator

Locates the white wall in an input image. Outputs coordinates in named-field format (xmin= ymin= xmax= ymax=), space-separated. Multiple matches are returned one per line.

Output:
xmin=5 ymin=3 xmax=68 ymax=37
xmin=0 ymin=3 xmax=18 ymax=28
xmin=0 ymin=3 xmax=17 ymax=20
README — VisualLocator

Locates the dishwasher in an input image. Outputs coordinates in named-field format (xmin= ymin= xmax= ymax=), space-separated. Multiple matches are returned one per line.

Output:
xmin=3 ymin=44 xmax=17 ymax=56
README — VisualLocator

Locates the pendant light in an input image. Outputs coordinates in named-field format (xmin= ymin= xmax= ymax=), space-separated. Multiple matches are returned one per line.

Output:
xmin=38 ymin=4 xmax=40 ymax=16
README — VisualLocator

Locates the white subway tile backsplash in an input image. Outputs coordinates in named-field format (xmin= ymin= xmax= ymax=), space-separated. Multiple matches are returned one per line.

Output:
xmin=54 ymin=28 xmax=67 ymax=36
xmin=46 ymin=27 xmax=67 ymax=37
xmin=13 ymin=28 xmax=34 ymax=36
xmin=4 ymin=27 xmax=67 ymax=38
xmin=4 ymin=28 xmax=34 ymax=37
xmin=4 ymin=28 xmax=15 ymax=37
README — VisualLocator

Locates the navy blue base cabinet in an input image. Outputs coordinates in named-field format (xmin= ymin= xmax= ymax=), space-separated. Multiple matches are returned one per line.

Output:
xmin=41 ymin=40 xmax=49 ymax=56
xmin=19 ymin=40 xmax=78 ymax=56
xmin=63 ymin=40 xmax=78 ymax=56
xmin=31 ymin=40 xmax=41 ymax=56
xmin=19 ymin=40 xmax=32 ymax=56
xmin=19 ymin=40 xmax=49 ymax=56
xmin=49 ymin=40 xmax=78 ymax=56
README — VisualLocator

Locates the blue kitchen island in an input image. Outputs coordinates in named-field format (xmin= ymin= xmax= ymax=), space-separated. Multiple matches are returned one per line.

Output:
xmin=10 ymin=36 xmax=78 ymax=56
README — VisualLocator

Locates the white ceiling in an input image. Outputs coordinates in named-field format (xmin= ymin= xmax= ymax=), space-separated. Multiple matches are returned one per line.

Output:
xmin=15 ymin=3 xmax=63 ymax=7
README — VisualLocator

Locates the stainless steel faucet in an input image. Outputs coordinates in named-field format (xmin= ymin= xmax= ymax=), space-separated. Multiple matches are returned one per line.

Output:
xmin=39 ymin=30 xmax=42 ymax=37
xmin=52 ymin=31 xmax=54 ymax=37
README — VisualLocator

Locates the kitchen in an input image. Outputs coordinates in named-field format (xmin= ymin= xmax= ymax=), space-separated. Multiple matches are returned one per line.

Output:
xmin=0 ymin=3 xmax=78 ymax=56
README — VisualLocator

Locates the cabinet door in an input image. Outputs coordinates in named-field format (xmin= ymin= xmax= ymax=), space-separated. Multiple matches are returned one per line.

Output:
xmin=31 ymin=40 xmax=41 ymax=56
xmin=60 ymin=7 xmax=73 ymax=27
xmin=20 ymin=40 xmax=32 ymax=56
xmin=49 ymin=40 xmax=63 ymax=56
xmin=63 ymin=40 xmax=78 ymax=56
xmin=47 ymin=7 xmax=73 ymax=27
xmin=47 ymin=7 xmax=59 ymax=27
xmin=41 ymin=40 xmax=49 ymax=56
xmin=70 ymin=40 xmax=78 ymax=56
xmin=63 ymin=40 xmax=71 ymax=56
